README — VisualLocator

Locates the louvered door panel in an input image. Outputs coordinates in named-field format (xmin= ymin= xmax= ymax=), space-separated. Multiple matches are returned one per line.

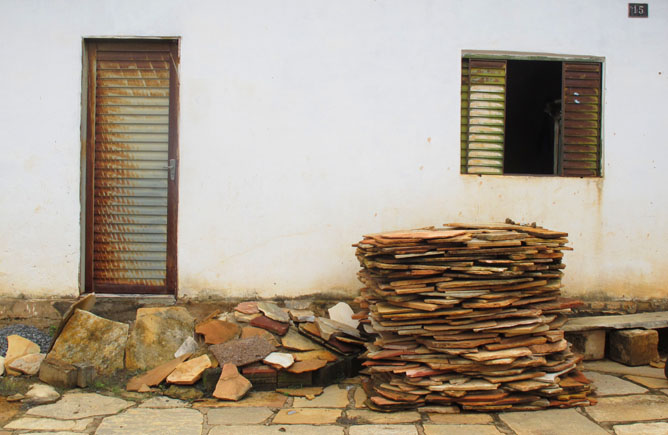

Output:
xmin=561 ymin=62 xmax=602 ymax=176
xmin=85 ymin=40 xmax=178 ymax=294
xmin=462 ymin=59 xmax=506 ymax=174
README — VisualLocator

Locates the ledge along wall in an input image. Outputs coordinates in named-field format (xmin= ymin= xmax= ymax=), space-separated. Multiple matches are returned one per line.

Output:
xmin=0 ymin=0 xmax=666 ymax=301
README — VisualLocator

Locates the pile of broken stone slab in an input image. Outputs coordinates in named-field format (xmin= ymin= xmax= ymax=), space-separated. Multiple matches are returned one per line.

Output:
xmin=1 ymin=294 xmax=366 ymax=404
xmin=353 ymin=223 xmax=596 ymax=412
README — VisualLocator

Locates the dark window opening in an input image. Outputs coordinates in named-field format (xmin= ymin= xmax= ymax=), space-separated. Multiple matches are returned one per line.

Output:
xmin=504 ymin=60 xmax=562 ymax=175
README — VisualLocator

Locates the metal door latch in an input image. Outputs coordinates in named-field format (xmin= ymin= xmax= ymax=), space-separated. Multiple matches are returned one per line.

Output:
xmin=165 ymin=158 xmax=176 ymax=181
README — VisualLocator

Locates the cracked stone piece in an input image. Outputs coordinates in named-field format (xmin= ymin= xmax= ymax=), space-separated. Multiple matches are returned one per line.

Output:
xmin=95 ymin=408 xmax=202 ymax=435
xmin=139 ymin=397 xmax=187 ymax=408
xmin=4 ymin=417 xmax=93 ymax=431
xmin=281 ymin=327 xmax=322 ymax=351
xmin=8 ymin=353 xmax=45 ymax=376
xmin=287 ymin=359 xmax=327 ymax=374
xmin=257 ymin=302 xmax=290 ymax=323
xmin=207 ymin=407 xmax=273 ymax=425
xmin=293 ymin=349 xmax=338 ymax=362
xmin=240 ymin=326 xmax=280 ymax=346
xmin=289 ymin=309 xmax=315 ymax=323
xmin=125 ymin=307 xmax=195 ymax=372
xmin=126 ymin=353 xmax=191 ymax=391
xmin=196 ymin=319 xmax=240 ymax=345
xmin=263 ymin=352 xmax=294 ymax=369
xmin=316 ymin=317 xmax=361 ymax=340
xmin=613 ymin=422 xmax=668 ymax=435
xmin=293 ymin=385 xmax=349 ymax=408
xmin=39 ymin=357 xmax=78 ymax=388
xmin=209 ymin=425 xmax=343 ymax=435
xmin=174 ymin=336 xmax=199 ymax=358
xmin=192 ymin=391 xmax=287 ymax=408
xmin=276 ymin=387 xmax=324 ymax=399
xmin=273 ymin=408 xmax=341 ymax=425
xmin=328 ymin=302 xmax=359 ymax=329
xmin=250 ymin=315 xmax=289 ymax=335
xmin=423 ymin=424 xmax=501 ymax=435
xmin=210 ymin=336 xmax=276 ymax=367
xmin=48 ymin=309 xmax=128 ymax=375
xmin=346 ymin=410 xmax=421 ymax=424
xmin=213 ymin=363 xmax=252 ymax=401
xmin=586 ymin=394 xmax=668 ymax=423
xmin=5 ymin=335 xmax=40 ymax=376
xmin=166 ymin=354 xmax=212 ymax=385
xmin=234 ymin=311 xmax=261 ymax=323
xmin=22 ymin=383 xmax=60 ymax=405
xmin=581 ymin=371 xmax=647 ymax=396
xmin=500 ymin=408 xmax=609 ymax=434
xmin=26 ymin=392 xmax=132 ymax=420
xmin=235 ymin=302 xmax=259 ymax=315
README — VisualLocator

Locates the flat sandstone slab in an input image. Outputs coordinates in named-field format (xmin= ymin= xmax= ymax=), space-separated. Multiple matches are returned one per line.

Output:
xmin=613 ymin=422 xmax=668 ymax=435
xmin=293 ymin=385 xmax=348 ymax=408
xmin=585 ymin=394 xmax=668 ymax=423
xmin=207 ymin=407 xmax=274 ymax=425
xmin=272 ymin=408 xmax=341 ymax=425
xmin=345 ymin=410 xmax=421 ymax=424
xmin=209 ymin=425 xmax=343 ymax=435
xmin=500 ymin=408 xmax=608 ymax=435
xmin=583 ymin=360 xmax=666 ymax=379
xmin=582 ymin=371 xmax=647 ymax=396
xmin=95 ymin=408 xmax=202 ymax=435
xmin=563 ymin=312 xmax=668 ymax=332
xmin=423 ymin=424 xmax=503 ymax=435
xmin=349 ymin=425 xmax=418 ymax=435
xmin=26 ymin=393 xmax=133 ymax=420
xmin=4 ymin=417 xmax=93 ymax=431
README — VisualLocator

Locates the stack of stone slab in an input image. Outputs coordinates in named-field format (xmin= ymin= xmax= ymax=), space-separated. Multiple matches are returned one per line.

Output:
xmin=353 ymin=223 xmax=595 ymax=412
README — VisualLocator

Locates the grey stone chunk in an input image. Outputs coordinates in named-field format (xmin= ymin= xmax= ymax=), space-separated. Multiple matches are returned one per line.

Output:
xmin=96 ymin=408 xmax=203 ymax=435
xmin=210 ymin=425 xmax=343 ymax=435
xmin=26 ymin=392 xmax=133 ymax=420
xmin=500 ymin=408 xmax=608 ymax=435
xmin=207 ymin=407 xmax=274 ymax=425
xmin=563 ymin=312 xmax=668 ymax=332
xmin=585 ymin=394 xmax=668 ymax=423
xmin=582 ymin=371 xmax=648 ymax=396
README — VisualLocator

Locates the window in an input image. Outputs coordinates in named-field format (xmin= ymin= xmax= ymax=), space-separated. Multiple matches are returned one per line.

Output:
xmin=460 ymin=53 xmax=602 ymax=177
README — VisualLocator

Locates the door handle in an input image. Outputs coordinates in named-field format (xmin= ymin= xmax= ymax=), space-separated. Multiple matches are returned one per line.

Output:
xmin=165 ymin=158 xmax=176 ymax=181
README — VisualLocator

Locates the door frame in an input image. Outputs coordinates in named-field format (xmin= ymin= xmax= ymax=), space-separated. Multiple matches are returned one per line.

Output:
xmin=82 ymin=38 xmax=179 ymax=295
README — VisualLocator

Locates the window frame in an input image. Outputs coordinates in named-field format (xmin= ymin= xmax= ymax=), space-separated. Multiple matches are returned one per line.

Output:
xmin=460 ymin=51 xmax=605 ymax=177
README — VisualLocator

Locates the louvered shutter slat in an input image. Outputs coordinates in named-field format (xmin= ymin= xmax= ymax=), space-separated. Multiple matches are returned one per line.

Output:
xmin=462 ymin=59 xmax=506 ymax=174
xmin=561 ymin=62 xmax=602 ymax=177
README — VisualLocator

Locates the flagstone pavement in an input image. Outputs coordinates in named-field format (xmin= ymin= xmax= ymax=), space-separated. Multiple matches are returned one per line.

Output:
xmin=2 ymin=360 xmax=667 ymax=435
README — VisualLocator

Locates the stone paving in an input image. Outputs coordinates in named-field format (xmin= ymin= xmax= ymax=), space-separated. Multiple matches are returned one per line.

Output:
xmin=2 ymin=359 xmax=667 ymax=435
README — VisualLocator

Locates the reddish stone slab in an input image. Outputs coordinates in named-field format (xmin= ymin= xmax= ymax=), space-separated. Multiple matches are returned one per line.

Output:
xmin=235 ymin=302 xmax=259 ymax=315
xmin=196 ymin=320 xmax=240 ymax=345
xmin=250 ymin=315 xmax=289 ymax=336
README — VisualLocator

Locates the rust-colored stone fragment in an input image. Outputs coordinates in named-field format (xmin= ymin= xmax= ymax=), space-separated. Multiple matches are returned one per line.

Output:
xmin=235 ymin=302 xmax=259 ymax=315
xmin=250 ymin=315 xmax=289 ymax=336
xmin=195 ymin=319 xmax=240 ymax=345
xmin=213 ymin=363 xmax=252 ymax=401
xmin=286 ymin=359 xmax=327 ymax=373
xmin=126 ymin=353 xmax=191 ymax=391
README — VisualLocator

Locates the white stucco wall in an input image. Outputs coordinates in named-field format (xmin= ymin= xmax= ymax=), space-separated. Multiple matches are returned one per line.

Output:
xmin=0 ymin=0 xmax=666 ymax=300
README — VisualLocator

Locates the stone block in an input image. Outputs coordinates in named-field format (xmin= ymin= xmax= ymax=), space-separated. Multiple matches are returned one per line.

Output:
xmin=74 ymin=363 xmax=96 ymax=387
xmin=609 ymin=329 xmax=659 ymax=366
xmin=39 ymin=357 xmax=79 ymax=388
xmin=313 ymin=359 xmax=345 ymax=386
xmin=565 ymin=329 xmax=605 ymax=360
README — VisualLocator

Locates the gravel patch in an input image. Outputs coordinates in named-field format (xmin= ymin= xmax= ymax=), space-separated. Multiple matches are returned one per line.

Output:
xmin=0 ymin=324 xmax=53 ymax=357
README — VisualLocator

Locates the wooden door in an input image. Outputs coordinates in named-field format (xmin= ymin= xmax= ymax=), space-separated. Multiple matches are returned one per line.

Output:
xmin=84 ymin=40 xmax=179 ymax=295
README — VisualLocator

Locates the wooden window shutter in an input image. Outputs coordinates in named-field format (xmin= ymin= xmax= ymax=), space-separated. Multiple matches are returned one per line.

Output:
xmin=461 ymin=59 xmax=506 ymax=174
xmin=560 ymin=62 xmax=602 ymax=176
